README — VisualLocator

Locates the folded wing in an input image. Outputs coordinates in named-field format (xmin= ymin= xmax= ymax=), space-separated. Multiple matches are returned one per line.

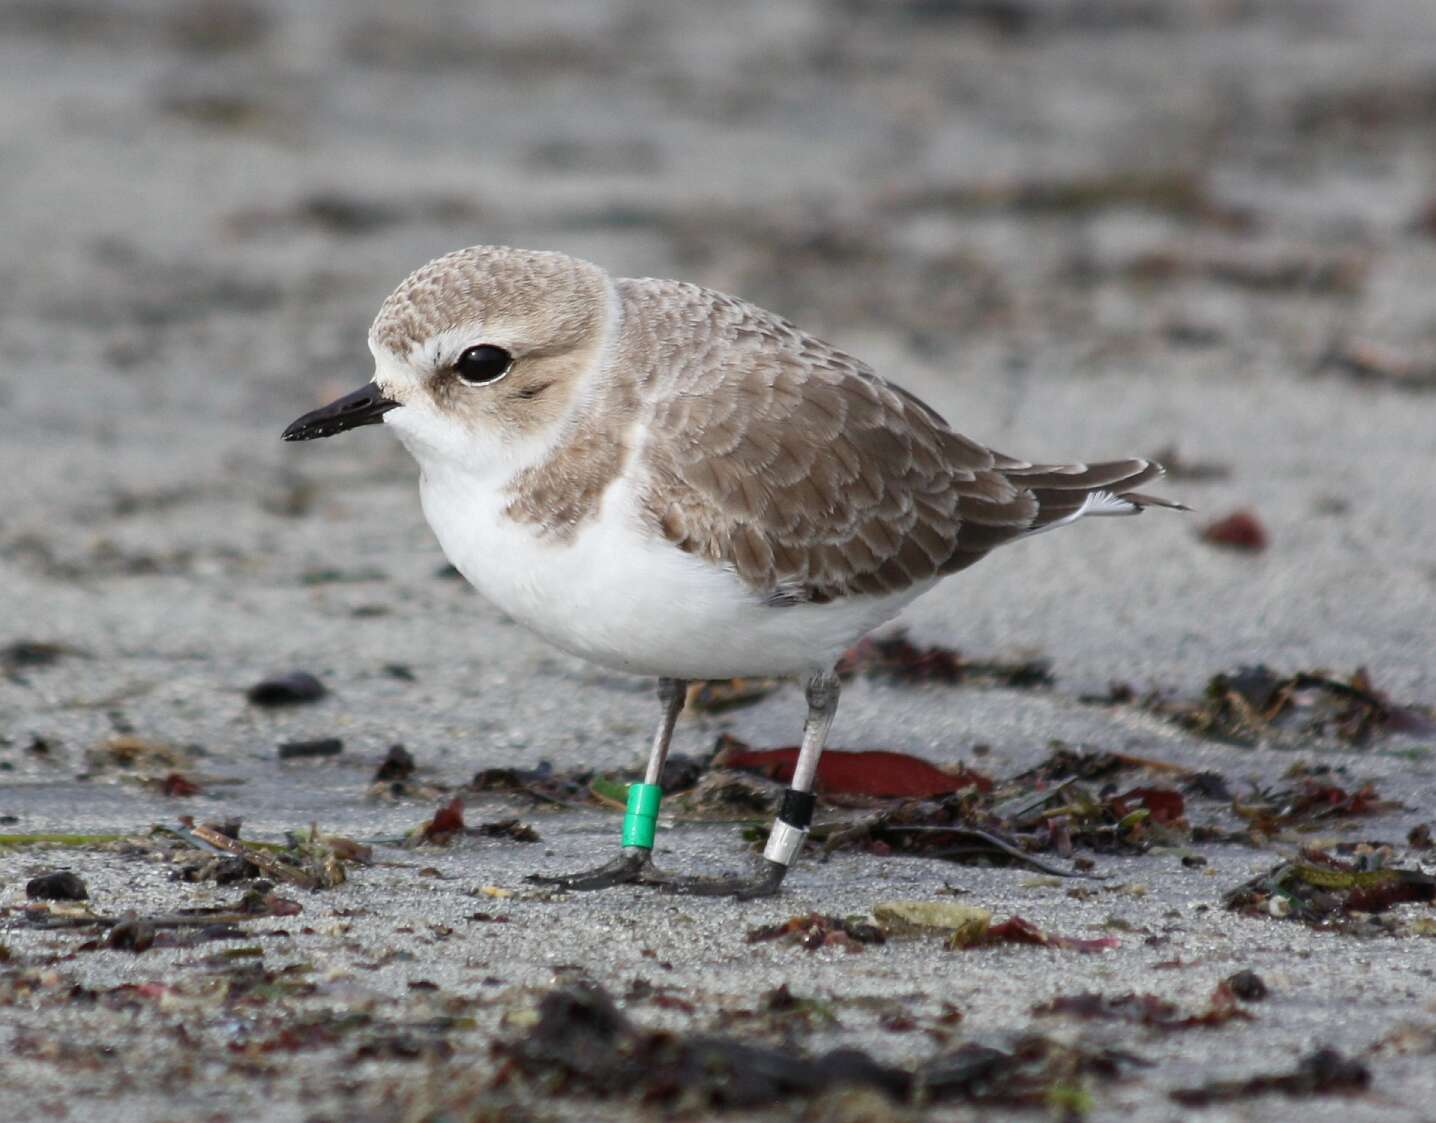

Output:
xmin=626 ymin=279 xmax=1178 ymax=605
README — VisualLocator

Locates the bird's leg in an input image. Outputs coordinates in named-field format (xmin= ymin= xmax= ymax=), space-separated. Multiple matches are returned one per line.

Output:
xmin=655 ymin=668 xmax=838 ymax=900
xmin=527 ymin=677 xmax=687 ymax=890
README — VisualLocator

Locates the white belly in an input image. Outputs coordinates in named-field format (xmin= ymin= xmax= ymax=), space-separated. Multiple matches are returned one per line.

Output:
xmin=417 ymin=464 xmax=927 ymax=679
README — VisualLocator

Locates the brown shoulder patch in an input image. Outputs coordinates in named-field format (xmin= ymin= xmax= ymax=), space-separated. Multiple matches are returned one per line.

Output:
xmin=499 ymin=282 xmax=638 ymax=541
xmin=503 ymin=417 xmax=630 ymax=540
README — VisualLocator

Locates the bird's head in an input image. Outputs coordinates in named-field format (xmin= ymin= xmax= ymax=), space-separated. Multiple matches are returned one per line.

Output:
xmin=282 ymin=245 xmax=614 ymax=473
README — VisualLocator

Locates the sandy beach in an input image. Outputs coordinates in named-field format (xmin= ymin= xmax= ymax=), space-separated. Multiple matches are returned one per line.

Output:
xmin=3 ymin=2 xmax=1435 ymax=1119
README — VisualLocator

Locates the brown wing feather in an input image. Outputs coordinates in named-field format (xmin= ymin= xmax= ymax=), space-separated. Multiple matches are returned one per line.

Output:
xmin=625 ymin=279 xmax=1174 ymax=603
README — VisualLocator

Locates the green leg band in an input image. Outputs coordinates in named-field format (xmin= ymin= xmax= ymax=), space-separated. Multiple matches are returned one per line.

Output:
xmin=621 ymin=782 xmax=663 ymax=850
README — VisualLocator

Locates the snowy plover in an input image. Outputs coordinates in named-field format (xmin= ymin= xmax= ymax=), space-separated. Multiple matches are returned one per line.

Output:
xmin=284 ymin=245 xmax=1181 ymax=897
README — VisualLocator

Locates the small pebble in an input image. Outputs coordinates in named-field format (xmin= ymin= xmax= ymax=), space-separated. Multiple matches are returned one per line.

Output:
xmin=1225 ymin=969 xmax=1270 ymax=1001
xmin=247 ymin=671 xmax=327 ymax=707
xmin=278 ymin=738 xmax=343 ymax=760
xmin=27 ymin=871 xmax=88 ymax=900
xmin=108 ymin=919 xmax=156 ymax=953
xmin=374 ymin=743 xmax=415 ymax=781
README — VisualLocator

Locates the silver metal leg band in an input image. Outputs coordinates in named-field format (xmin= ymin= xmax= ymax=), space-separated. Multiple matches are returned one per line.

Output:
xmin=762 ymin=820 xmax=808 ymax=867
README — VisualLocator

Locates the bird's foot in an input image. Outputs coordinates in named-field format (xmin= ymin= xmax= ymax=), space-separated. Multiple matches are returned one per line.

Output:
xmin=528 ymin=852 xmax=789 ymax=899
xmin=526 ymin=847 xmax=659 ymax=891
xmin=648 ymin=858 xmax=789 ymax=900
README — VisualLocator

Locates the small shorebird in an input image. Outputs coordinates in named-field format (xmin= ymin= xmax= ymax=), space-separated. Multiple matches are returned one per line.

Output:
xmin=284 ymin=245 xmax=1181 ymax=898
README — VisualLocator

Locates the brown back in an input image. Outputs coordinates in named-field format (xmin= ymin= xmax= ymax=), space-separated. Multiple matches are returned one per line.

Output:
xmin=624 ymin=278 xmax=1167 ymax=604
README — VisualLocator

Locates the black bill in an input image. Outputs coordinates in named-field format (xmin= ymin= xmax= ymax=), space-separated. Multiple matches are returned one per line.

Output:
xmin=282 ymin=383 xmax=399 ymax=441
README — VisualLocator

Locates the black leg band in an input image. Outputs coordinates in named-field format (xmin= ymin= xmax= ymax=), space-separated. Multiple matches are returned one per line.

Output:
xmin=778 ymin=788 xmax=816 ymax=829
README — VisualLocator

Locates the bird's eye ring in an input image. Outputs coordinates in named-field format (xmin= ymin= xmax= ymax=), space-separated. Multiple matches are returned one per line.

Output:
xmin=454 ymin=344 xmax=512 ymax=386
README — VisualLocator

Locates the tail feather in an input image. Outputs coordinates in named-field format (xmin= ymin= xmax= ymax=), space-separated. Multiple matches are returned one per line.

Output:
xmin=1005 ymin=458 xmax=1160 ymax=492
xmin=1017 ymin=458 xmax=1173 ymax=531
xmin=943 ymin=456 xmax=1184 ymax=574
xmin=1123 ymin=490 xmax=1191 ymax=512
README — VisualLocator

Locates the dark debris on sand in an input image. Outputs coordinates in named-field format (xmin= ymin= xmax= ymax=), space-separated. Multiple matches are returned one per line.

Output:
xmin=837 ymin=628 xmax=1054 ymax=688
xmin=683 ymin=628 xmax=1052 ymax=714
xmin=489 ymin=981 xmax=1148 ymax=1113
xmin=1170 ymin=1047 xmax=1370 ymax=1106
xmin=1092 ymin=664 xmax=1436 ymax=748
xmin=373 ymin=743 xmax=416 ymax=782
xmin=1224 ymin=847 xmax=1436 ymax=928
xmin=745 ymin=912 xmax=886 ymax=953
xmin=277 ymin=737 xmax=343 ymax=760
xmin=246 ymin=670 xmax=327 ymax=707
xmin=26 ymin=871 xmax=89 ymax=901
xmin=406 ymin=797 xmax=541 ymax=846
xmin=1032 ymin=981 xmax=1253 ymax=1032
xmin=458 ymin=731 xmax=1414 ymax=894
xmin=2 ymin=639 xmax=87 ymax=683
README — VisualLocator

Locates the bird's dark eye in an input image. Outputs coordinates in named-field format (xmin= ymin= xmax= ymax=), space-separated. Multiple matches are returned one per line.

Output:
xmin=454 ymin=344 xmax=512 ymax=385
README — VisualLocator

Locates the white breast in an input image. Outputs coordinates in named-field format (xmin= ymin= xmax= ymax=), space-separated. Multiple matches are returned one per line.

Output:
xmin=415 ymin=461 xmax=926 ymax=680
